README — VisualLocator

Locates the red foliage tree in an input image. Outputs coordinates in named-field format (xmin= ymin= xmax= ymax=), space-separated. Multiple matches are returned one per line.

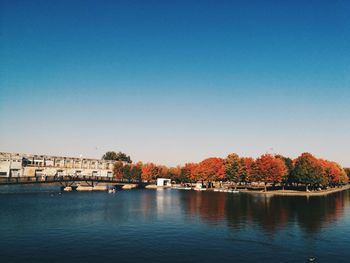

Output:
xmin=141 ymin=163 xmax=161 ymax=182
xmin=183 ymin=163 xmax=199 ymax=182
xmin=241 ymin=157 xmax=255 ymax=183
xmin=193 ymin=157 xmax=225 ymax=185
xmin=319 ymin=159 xmax=348 ymax=186
xmin=252 ymin=154 xmax=288 ymax=191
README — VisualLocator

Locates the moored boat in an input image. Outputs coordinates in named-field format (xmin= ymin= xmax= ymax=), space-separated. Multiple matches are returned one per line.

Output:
xmin=108 ymin=188 xmax=116 ymax=194
xmin=194 ymin=187 xmax=207 ymax=191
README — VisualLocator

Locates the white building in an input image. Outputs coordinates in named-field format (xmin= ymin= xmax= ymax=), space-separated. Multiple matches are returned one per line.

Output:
xmin=0 ymin=152 xmax=115 ymax=178
xmin=156 ymin=178 xmax=171 ymax=187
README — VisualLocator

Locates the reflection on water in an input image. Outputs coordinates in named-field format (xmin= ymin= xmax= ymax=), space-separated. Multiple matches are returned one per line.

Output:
xmin=0 ymin=186 xmax=350 ymax=263
xmin=181 ymin=190 xmax=350 ymax=235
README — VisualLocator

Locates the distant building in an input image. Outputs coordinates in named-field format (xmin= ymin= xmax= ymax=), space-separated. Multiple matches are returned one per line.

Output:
xmin=156 ymin=178 xmax=171 ymax=187
xmin=0 ymin=152 xmax=115 ymax=178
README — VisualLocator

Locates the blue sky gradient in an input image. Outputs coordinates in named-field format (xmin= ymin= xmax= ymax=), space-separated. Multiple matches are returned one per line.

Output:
xmin=1 ymin=0 xmax=349 ymax=166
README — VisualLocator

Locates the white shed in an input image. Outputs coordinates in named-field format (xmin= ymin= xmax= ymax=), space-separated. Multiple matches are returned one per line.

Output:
xmin=157 ymin=178 xmax=171 ymax=187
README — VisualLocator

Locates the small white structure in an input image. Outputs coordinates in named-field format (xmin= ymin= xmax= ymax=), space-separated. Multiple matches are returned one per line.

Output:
xmin=157 ymin=178 xmax=171 ymax=187
xmin=194 ymin=182 xmax=203 ymax=189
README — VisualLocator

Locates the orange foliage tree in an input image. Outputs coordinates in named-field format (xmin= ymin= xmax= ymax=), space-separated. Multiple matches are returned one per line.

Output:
xmin=182 ymin=163 xmax=199 ymax=182
xmin=251 ymin=154 xmax=288 ymax=191
xmin=320 ymin=159 xmax=348 ymax=186
xmin=116 ymin=152 xmax=347 ymax=190
xmin=193 ymin=157 xmax=225 ymax=186
xmin=141 ymin=163 xmax=161 ymax=182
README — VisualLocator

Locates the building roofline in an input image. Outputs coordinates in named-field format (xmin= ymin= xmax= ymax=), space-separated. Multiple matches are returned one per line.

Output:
xmin=0 ymin=151 xmax=117 ymax=163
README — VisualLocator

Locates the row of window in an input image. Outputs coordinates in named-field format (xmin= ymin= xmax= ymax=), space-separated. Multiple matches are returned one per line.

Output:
xmin=0 ymin=170 xmax=113 ymax=177
xmin=22 ymin=160 xmax=113 ymax=168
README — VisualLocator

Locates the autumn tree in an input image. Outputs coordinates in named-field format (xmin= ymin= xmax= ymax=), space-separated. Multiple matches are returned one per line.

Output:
xmin=182 ymin=163 xmax=199 ymax=182
xmin=340 ymin=168 xmax=349 ymax=184
xmin=141 ymin=163 xmax=161 ymax=182
xmin=158 ymin=165 xmax=169 ymax=178
xmin=320 ymin=160 xmax=349 ymax=186
xmin=115 ymin=151 xmax=345 ymax=190
xmin=275 ymin=155 xmax=294 ymax=186
xmin=292 ymin=153 xmax=325 ymax=191
xmin=193 ymin=157 xmax=225 ymax=187
xmin=167 ymin=166 xmax=182 ymax=182
xmin=141 ymin=163 xmax=154 ymax=182
xmin=224 ymin=153 xmax=243 ymax=188
xmin=251 ymin=154 xmax=288 ymax=191
xmin=176 ymin=166 xmax=191 ymax=183
xmin=241 ymin=157 xmax=254 ymax=183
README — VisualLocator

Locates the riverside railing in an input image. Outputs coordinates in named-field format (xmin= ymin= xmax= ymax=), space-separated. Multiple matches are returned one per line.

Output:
xmin=0 ymin=176 xmax=143 ymax=185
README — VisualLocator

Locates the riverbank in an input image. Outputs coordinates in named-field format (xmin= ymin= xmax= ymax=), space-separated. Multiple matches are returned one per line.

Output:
xmin=239 ymin=184 xmax=350 ymax=196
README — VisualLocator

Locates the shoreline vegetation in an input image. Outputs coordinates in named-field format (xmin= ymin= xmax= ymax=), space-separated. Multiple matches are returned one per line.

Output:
xmin=105 ymin=151 xmax=350 ymax=194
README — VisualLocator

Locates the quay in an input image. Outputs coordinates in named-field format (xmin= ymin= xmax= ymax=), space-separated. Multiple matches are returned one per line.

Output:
xmin=239 ymin=184 xmax=350 ymax=197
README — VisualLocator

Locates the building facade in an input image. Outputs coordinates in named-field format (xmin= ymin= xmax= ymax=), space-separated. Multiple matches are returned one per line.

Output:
xmin=0 ymin=152 xmax=115 ymax=178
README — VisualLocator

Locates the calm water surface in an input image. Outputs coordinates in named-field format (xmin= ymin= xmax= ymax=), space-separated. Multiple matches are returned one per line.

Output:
xmin=0 ymin=186 xmax=349 ymax=263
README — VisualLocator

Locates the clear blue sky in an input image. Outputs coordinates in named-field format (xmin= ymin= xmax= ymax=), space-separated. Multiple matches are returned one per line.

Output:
xmin=1 ymin=0 xmax=349 ymax=166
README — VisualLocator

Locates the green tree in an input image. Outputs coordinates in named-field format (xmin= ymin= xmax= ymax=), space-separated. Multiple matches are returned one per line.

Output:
xmin=130 ymin=162 xmax=142 ymax=182
xmin=102 ymin=151 xmax=132 ymax=163
xmin=179 ymin=165 xmax=193 ymax=183
xmin=240 ymin=157 xmax=254 ymax=183
xmin=167 ymin=166 xmax=182 ymax=182
xmin=224 ymin=153 xmax=242 ymax=188
xmin=122 ymin=164 xmax=132 ymax=181
xmin=292 ymin=153 xmax=325 ymax=191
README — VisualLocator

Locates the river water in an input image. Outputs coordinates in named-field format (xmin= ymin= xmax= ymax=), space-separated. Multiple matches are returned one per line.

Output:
xmin=0 ymin=186 xmax=349 ymax=263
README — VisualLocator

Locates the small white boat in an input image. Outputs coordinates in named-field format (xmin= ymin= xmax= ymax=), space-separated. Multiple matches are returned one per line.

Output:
xmin=194 ymin=187 xmax=207 ymax=191
xmin=213 ymin=188 xmax=239 ymax=193
xmin=214 ymin=188 xmax=227 ymax=192
xmin=108 ymin=188 xmax=116 ymax=194
xmin=177 ymin=187 xmax=192 ymax=190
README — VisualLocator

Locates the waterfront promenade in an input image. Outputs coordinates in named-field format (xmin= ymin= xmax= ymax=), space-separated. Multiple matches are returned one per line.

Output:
xmin=239 ymin=184 xmax=350 ymax=196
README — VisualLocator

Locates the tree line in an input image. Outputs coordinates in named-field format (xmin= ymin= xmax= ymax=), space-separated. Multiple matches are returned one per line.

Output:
xmin=107 ymin=151 xmax=349 ymax=191
xmin=102 ymin=151 xmax=132 ymax=163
